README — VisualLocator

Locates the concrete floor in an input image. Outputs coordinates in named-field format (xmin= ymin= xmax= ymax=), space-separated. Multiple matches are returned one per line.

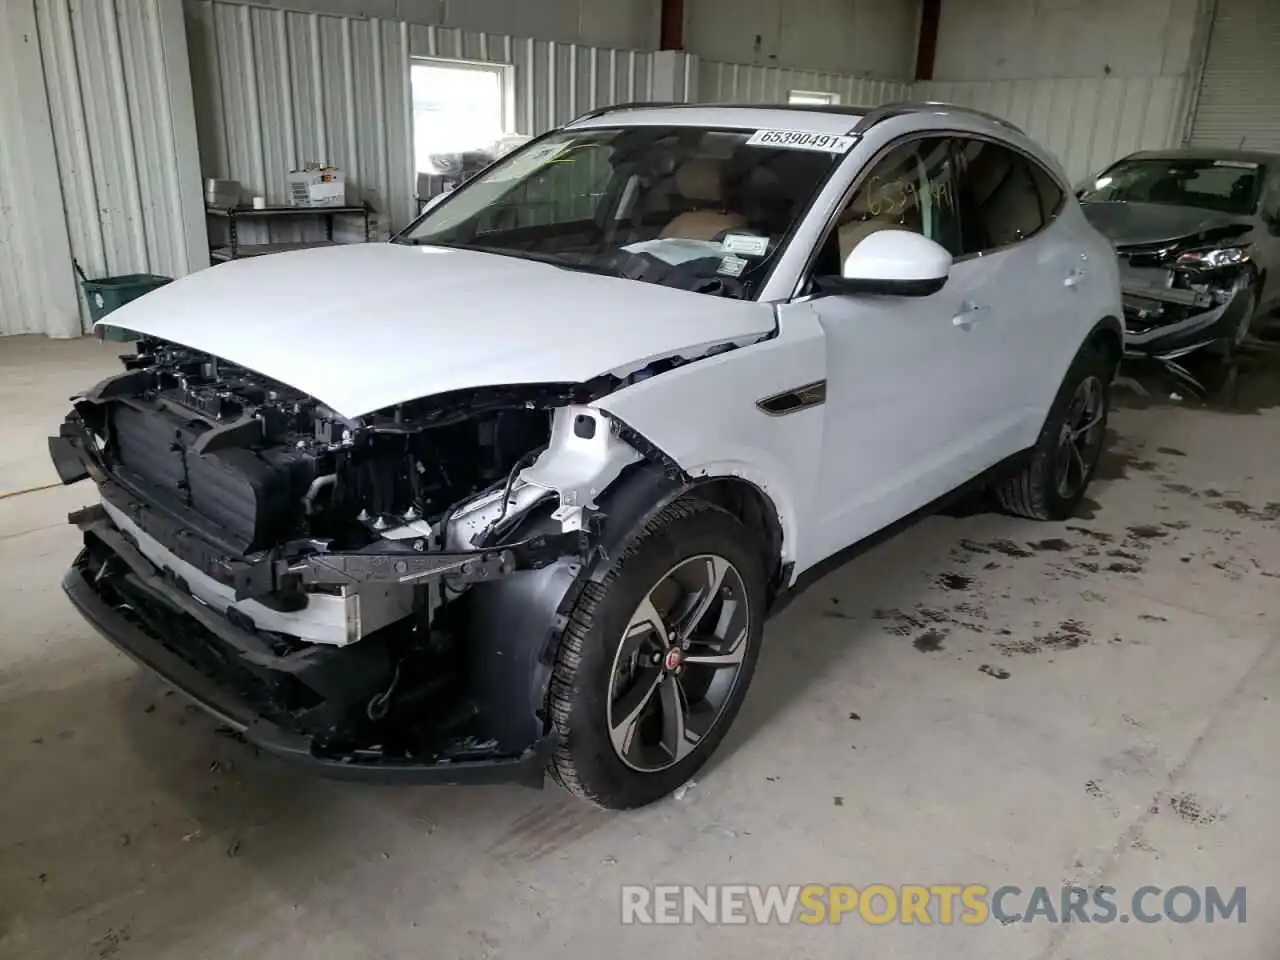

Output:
xmin=2 ymin=333 xmax=1278 ymax=959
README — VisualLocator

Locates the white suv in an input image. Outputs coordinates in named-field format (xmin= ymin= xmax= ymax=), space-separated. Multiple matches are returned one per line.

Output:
xmin=55 ymin=101 xmax=1122 ymax=809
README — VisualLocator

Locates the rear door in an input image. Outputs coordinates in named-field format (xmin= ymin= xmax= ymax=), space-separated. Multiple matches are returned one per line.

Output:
xmin=952 ymin=137 xmax=1081 ymax=450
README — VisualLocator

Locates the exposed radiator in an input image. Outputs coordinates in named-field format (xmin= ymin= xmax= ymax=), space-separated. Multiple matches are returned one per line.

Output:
xmin=110 ymin=402 xmax=304 ymax=553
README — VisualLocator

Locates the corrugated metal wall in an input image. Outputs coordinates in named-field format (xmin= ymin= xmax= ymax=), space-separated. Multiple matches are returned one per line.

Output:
xmin=188 ymin=0 xmax=664 ymax=236
xmin=1 ymin=0 xmax=206 ymax=338
xmin=917 ymin=77 xmax=1189 ymax=184
xmin=40 ymin=0 xmax=207 ymax=328
xmin=696 ymin=59 xmax=910 ymax=107
xmin=0 ymin=0 xmax=80 ymax=337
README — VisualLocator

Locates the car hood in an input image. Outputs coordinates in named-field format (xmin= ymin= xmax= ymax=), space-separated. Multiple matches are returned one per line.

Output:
xmin=1080 ymin=201 xmax=1252 ymax=249
xmin=98 ymin=243 xmax=774 ymax=418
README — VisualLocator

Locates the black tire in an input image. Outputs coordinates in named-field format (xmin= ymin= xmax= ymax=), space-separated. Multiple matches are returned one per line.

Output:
xmin=547 ymin=496 xmax=766 ymax=809
xmin=994 ymin=341 xmax=1114 ymax=521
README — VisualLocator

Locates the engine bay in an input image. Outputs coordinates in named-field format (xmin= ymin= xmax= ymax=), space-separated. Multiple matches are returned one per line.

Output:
xmin=91 ymin=338 xmax=562 ymax=552
xmin=51 ymin=335 xmax=643 ymax=654
xmin=52 ymin=336 xmax=646 ymax=761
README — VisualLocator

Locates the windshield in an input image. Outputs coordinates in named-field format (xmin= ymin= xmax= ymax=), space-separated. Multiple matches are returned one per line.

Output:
xmin=395 ymin=125 xmax=849 ymax=299
xmin=1079 ymin=157 xmax=1264 ymax=216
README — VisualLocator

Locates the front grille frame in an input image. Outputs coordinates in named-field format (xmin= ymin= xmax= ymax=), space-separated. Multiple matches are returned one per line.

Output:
xmin=107 ymin=399 xmax=309 ymax=553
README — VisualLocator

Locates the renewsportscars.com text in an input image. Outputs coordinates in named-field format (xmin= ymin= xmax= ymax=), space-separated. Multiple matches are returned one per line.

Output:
xmin=620 ymin=884 xmax=1247 ymax=926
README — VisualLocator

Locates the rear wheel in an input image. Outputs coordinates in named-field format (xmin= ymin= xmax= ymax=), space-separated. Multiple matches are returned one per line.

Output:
xmin=994 ymin=342 xmax=1112 ymax=521
xmin=547 ymin=498 xmax=765 ymax=809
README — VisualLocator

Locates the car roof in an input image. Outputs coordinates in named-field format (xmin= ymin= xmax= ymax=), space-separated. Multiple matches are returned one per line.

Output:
xmin=1125 ymin=147 xmax=1279 ymax=166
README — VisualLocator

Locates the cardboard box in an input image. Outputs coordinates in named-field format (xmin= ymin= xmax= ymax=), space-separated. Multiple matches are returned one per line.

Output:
xmin=287 ymin=165 xmax=346 ymax=207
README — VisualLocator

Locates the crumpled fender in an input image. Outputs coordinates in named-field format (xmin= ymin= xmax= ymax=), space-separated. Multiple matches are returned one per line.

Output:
xmin=595 ymin=309 xmax=826 ymax=571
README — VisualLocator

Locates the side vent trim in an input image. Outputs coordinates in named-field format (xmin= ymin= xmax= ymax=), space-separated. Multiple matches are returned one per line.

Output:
xmin=756 ymin=380 xmax=827 ymax=416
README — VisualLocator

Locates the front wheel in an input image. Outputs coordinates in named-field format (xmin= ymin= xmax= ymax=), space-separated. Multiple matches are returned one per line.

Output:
xmin=994 ymin=342 xmax=1113 ymax=521
xmin=547 ymin=497 xmax=766 ymax=809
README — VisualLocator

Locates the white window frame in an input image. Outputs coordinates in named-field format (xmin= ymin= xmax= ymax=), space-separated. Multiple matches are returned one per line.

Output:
xmin=788 ymin=90 xmax=841 ymax=106
xmin=409 ymin=56 xmax=517 ymax=138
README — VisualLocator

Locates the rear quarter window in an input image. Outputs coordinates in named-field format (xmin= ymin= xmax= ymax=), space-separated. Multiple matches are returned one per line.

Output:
xmin=1028 ymin=160 xmax=1066 ymax=222
xmin=955 ymin=138 xmax=1050 ymax=253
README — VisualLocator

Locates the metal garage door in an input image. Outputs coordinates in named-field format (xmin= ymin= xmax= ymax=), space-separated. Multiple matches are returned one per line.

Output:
xmin=1189 ymin=0 xmax=1280 ymax=150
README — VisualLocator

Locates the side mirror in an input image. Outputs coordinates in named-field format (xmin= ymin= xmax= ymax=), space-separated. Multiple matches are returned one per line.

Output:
xmin=817 ymin=230 xmax=952 ymax=297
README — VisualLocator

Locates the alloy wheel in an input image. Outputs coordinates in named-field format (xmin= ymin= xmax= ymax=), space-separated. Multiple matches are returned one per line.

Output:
xmin=606 ymin=554 xmax=751 ymax=773
xmin=1054 ymin=375 xmax=1106 ymax=499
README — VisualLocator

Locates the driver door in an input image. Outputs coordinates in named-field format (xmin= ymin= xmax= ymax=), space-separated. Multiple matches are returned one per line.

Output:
xmin=782 ymin=136 xmax=1001 ymax=564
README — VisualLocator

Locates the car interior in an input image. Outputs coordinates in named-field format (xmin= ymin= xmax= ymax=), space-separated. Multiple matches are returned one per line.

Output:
xmin=657 ymin=158 xmax=747 ymax=240
xmin=962 ymin=142 xmax=1044 ymax=248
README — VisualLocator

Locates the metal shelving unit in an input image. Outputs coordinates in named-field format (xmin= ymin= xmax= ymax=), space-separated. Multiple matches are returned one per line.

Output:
xmin=206 ymin=204 xmax=373 ymax=262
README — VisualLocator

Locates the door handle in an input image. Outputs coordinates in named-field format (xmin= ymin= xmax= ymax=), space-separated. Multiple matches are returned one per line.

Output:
xmin=952 ymin=301 xmax=988 ymax=329
xmin=1064 ymin=268 xmax=1088 ymax=288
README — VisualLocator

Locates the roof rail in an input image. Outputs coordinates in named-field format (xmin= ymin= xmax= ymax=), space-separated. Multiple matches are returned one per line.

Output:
xmin=570 ymin=101 xmax=876 ymax=123
xmin=567 ymin=99 xmax=1025 ymax=135
xmin=851 ymin=101 xmax=1025 ymax=135
xmin=570 ymin=101 xmax=683 ymax=123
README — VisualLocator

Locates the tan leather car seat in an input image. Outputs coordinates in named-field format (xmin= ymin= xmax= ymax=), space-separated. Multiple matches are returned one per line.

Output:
xmin=660 ymin=158 xmax=747 ymax=240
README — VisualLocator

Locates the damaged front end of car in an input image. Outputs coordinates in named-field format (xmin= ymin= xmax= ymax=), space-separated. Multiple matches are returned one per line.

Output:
xmin=1119 ymin=246 xmax=1258 ymax=398
xmin=50 ymin=337 xmax=675 ymax=785
xmin=1118 ymin=238 xmax=1254 ymax=355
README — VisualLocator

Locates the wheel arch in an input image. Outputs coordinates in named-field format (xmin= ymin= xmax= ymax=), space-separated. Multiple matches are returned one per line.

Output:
xmin=684 ymin=475 xmax=785 ymax=597
xmin=588 ymin=462 xmax=787 ymax=597
xmin=1025 ymin=312 xmax=1123 ymax=464
xmin=1086 ymin=314 xmax=1124 ymax=365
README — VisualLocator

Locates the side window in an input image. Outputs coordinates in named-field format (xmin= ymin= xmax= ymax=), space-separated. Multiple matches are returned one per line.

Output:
xmin=813 ymin=137 xmax=962 ymax=278
xmin=1028 ymin=159 xmax=1066 ymax=222
xmin=954 ymin=139 xmax=1046 ymax=253
xmin=476 ymin=143 xmax=614 ymax=231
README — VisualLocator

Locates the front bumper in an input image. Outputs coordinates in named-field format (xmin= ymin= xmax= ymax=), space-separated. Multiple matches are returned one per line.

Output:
xmin=63 ymin=531 xmax=552 ymax=787
xmin=1120 ymin=271 xmax=1253 ymax=360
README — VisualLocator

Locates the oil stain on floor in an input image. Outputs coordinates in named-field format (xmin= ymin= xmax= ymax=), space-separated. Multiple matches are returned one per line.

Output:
xmin=913 ymin=629 xmax=947 ymax=652
xmin=995 ymin=619 xmax=1092 ymax=656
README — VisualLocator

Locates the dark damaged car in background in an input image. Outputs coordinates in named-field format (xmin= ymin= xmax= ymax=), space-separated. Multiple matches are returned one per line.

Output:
xmin=1078 ymin=148 xmax=1280 ymax=384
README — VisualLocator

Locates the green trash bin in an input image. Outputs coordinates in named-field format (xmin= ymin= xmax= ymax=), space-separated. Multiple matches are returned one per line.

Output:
xmin=77 ymin=266 xmax=172 ymax=341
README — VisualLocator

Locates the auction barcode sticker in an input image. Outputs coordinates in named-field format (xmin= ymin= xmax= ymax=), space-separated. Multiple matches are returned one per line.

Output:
xmin=745 ymin=130 xmax=856 ymax=153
